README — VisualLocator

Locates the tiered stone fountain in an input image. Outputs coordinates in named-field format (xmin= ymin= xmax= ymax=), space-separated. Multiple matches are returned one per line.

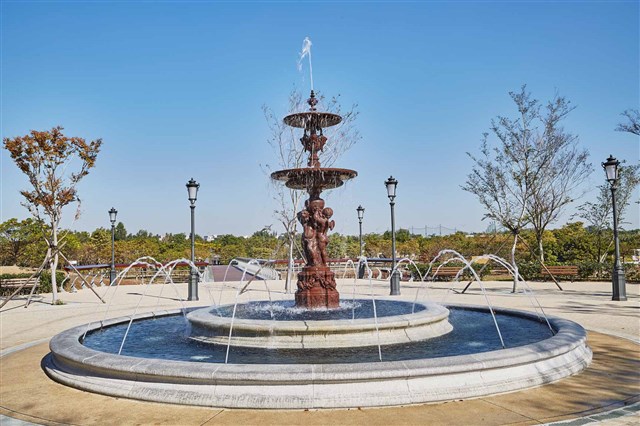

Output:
xmin=43 ymin=88 xmax=592 ymax=410
xmin=271 ymin=90 xmax=357 ymax=309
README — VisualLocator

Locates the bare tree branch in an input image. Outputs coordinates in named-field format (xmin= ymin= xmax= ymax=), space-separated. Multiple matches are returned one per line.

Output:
xmin=616 ymin=109 xmax=640 ymax=136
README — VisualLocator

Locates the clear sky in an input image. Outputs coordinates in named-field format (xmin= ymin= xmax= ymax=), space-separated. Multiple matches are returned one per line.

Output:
xmin=1 ymin=0 xmax=638 ymax=237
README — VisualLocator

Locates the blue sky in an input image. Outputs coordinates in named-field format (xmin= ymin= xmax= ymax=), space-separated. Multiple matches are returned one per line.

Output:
xmin=1 ymin=0 xmax=638 ymax=237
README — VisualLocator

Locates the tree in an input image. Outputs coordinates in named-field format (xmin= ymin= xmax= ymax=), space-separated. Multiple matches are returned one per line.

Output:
xmin=114 ymin=222 xmax=127 ymax=241
xmin=3 ymin=126 xmax=102 ymax=303
xmin=464 ymin=87 xmax=538 ymax=291
xmin=552 ymin=222 xmax=595 ymax=263
xmin=327 ymin=233 xmax=347 ymax=259
xmin=262 ymin=88 xmax=360 ymax=291
xmin=616 ymin=109 xmax=640 ymax=136
xmin=524 ymin=94 xmax=592 ymax=262
xmin=0 ymin=218 xmax=41 ymax=265
xmin=89 ymin=228 xmax=111 ymax=263
xmin=463 ymin=86 xmax=583 ymax=291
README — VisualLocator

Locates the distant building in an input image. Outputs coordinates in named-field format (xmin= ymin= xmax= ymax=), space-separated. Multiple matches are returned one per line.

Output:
xmin=204 ymin=235 xmax=217 ymax=242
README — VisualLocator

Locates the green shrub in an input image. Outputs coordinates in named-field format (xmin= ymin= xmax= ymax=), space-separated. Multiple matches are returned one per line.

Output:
xmin=515 ymin=261 xmax=539 ymax=280
xmin=625 ymin=265 xmax=640 ymax=283
xmin=576 ymin=261 xmax=601 ymax=280
xmin=39 ymin=271 xmax=66 ymax=293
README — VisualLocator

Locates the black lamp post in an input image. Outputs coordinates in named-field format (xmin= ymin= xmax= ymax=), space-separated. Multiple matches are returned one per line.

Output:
xmin=385 ymin=176 xmax=400 ymax=295
xmin=186 ymin=178 xmax=200 ymax=301
xmin=602 ymin=155 xmax=627 ymax=301
xmin=357 ymin=205 xmax=365 ymax=279
xmin=108 ymin=207 xmax=117 ymax=286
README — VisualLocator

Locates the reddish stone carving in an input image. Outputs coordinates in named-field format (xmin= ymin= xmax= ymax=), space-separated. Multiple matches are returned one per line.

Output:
xmin=271 ymin=90 xmax=357 ymax=309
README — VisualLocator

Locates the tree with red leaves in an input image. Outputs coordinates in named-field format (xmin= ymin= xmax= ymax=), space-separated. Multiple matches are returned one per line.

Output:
xmin=4 ymin=126 xmax=102 ymax=303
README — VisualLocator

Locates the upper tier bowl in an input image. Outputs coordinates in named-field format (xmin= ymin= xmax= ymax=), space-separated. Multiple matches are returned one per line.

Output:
xmin=283 ymin=111 xmax=342 ymax=128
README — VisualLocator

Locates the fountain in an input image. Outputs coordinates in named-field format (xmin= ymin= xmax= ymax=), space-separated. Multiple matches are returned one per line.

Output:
xmin=43 ymin=85 xmax=592 ymax=410
xmin=270 ymin=90 xmax=357 ymax=309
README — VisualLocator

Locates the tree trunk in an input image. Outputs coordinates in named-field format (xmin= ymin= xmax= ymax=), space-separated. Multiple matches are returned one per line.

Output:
xmin=51 ymin=223 xmax=59 ymax=303
xmin=511 ymin=232 xmax=519 ymax=293
xmin=285 ymin=234 xmax=295 ymax=294
xmin=596 ymin=231 xmax=602 ymax=278
xmin=538 ymin=236 xmax=545 ymax=264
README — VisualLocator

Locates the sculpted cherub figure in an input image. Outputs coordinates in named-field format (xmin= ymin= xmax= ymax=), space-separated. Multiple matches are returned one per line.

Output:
xmin=316 ymin=207 xmax=334 ymax=265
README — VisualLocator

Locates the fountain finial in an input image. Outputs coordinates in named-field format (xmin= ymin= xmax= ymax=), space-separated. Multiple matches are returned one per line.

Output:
xmin=307 ymin=90 xmax=318 ymax=111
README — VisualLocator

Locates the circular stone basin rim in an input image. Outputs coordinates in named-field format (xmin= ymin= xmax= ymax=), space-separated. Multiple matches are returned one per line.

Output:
xmin=186 ymin=301 xmax=453 ymax=348
xmin=47 ymin=304 xmax=589 ymax=384
xmin=187 ymin=302 xmax=449 ymax=333
xmin=44 ymin=304 xmax=592 ymax=408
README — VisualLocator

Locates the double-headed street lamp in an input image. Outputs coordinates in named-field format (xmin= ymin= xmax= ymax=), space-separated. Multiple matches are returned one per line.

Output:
xmin=602 ymin=155 xmax=627 ymax=301
xmin=186 ymin=178 xmax=200 ymax=301
xmin=357 ymin=205 xmax=365 ymax=279
xmin=108 ymin=207 xmax=117 ymax=286
xmin=385 ymin=176 xmax=400 ymax=296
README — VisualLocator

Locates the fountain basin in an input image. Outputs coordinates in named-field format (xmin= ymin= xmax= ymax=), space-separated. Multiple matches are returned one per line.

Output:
xmin=43 ymin=304 xmax=592 ymax=409
xmin=283 ymin=111 xmax=342 ymax=128
xmin=270 ymin=167 xmax=357 ymax=191
xmin=187 ymin=301 xmax=452 ymax=349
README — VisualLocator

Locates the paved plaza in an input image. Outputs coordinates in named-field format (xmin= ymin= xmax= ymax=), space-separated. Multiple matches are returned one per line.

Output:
xmin=0 ymin=278 xmax=638 ymax=425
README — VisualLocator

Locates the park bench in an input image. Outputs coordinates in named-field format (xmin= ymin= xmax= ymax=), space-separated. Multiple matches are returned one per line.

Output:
xmin=431 ymin=266 xmax=464 ymax=280
xmin=489 ymin=267 xmax=511 ymax=275
xmin=373 ymin=267 xmax=412 ymax=281
xmin=541 ymin=265 xmax=578 ymax=282
xmin=0 ymin=277 xmax=40 ymax=296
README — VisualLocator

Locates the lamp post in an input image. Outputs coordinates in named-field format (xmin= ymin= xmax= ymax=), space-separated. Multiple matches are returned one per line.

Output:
xmin=385 ymin=176 xmax=400 ymax=295
xmin=357 ymin=205 xmax=365 ymax=279
xmin=186 ymin=178 xmax=200 ymax=301
xmin=108 ymin=207 xmax=117 ymax=286
xmin=602 ymin=155 xmax=627 ymax=301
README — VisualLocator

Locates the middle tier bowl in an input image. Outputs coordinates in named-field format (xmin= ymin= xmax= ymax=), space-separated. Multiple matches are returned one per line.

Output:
xmin=270 ymin=167 xmax=358 ymax=191
xmin=187 ymin=300 xmax=453 ymax=349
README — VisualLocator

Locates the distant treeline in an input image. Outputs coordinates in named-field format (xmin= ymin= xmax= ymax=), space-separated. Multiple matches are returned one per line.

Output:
xmin=1 ymin=218 xmax=639 ymax=275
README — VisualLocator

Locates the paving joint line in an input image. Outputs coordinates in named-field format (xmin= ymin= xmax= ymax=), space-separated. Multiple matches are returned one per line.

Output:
xmin=200 ymin=409 xmax=225 ymax=425
xmin=479 ymin=397 xmax=540 ymax=423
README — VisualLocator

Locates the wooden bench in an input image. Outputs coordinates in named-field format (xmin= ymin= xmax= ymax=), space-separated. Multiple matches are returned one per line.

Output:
xmin=372 ymin=267 xmax=412 ymax=281
xmin=541 ymin=265 xmax=578 ymax=282
xmin=489 ymin=267 xmax=511 ymax=275
xmin=0 ymin=277 xmax=40 ymax=296
xmin=431 ymin=266 xmax=464 ymax=280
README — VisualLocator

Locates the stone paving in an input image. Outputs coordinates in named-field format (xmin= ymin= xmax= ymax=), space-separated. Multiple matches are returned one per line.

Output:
xmin=0 ymin=278 xmax=638 ymax=425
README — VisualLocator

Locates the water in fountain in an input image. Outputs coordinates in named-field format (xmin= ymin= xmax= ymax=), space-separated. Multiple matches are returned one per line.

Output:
xmin=81 ymin=305 xmax=554 ymax=363
xmin=413 ymin=249 xmax=554 ymax=339
xmin=117 ymin=258 xmax=202 ymax=354
xmin=79 ymin=256 xmax=178 ymax=340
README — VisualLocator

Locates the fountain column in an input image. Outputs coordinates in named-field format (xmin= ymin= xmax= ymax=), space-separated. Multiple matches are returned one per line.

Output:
xmin=295 ymin=194 xmax=339 ymax=308
xmin=271 ymin=91 xmax=358 ymax=309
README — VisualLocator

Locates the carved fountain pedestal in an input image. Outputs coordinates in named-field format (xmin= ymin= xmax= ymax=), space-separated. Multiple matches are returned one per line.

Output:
xmin=295 ymin=266 xmax=340 ymax=309
xmin=271 ymin=91 xmax=357 ymax=309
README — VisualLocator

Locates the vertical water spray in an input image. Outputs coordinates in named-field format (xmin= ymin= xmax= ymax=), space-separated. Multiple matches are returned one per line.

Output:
xmin=298 ymin=36 xmax=314 ymax=91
